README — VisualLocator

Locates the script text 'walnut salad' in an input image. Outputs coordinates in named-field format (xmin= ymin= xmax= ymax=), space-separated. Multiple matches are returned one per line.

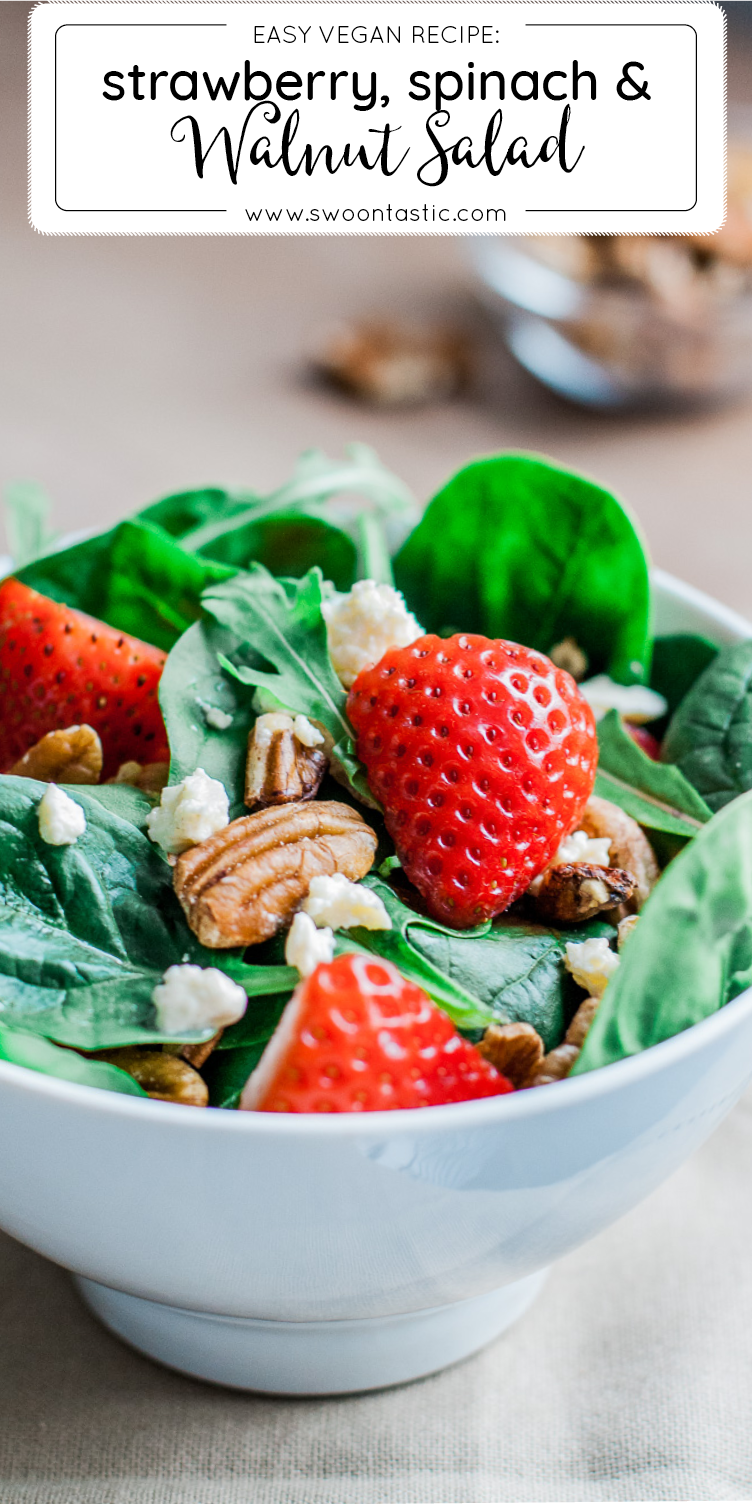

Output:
xmin=0 ymin=451 xmax=750 ymax=1112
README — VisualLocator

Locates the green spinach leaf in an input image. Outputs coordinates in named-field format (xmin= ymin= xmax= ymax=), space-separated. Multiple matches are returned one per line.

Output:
xmin=661 ymin=641 xmax=752 ymax=812
xmin=159 ymin=616 xmax=258 ymax=807
xmin=135 ymin=487 xmax=258 ymax=542
xmin=0 ymin=777 xmax=284 ymax=1051
xmin=595 ymin=710 xmax=711 ymax=837
xmin=339 ymin=877 xmax=614 ymax=1050
xmin=17 ymin=520 xmax=234 ymax=650
xmin=196 ymin=512 xmax=357 ymax=592
xmin=393 ymin=453 xmax=651 ymax=684
xmin=0 ymin=1023 xmax=147 ymax=1097
xmin=649 ymin=633 xmax=718 ymax=738
xmin=573 ymin=789 xmax=752 ymax=1073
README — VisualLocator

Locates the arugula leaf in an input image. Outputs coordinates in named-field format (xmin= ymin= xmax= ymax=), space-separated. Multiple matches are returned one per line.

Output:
xmin=661 ymin=641 xmax=752 ymax=812
xmin=0 ymin=777 xmax=285 ymax=1051
xmin=649 ymin=633 xmax=718 ymax=739
xmin=339 ymin=877 xmax=614 ymax=1050
xmin=0 ymin=1023 xmax=147 ymax=1097
xmin=393 ymin=453 xmax=651 ymax=684
xmin=201 ymin=565 xmax=374 ymax=805
xmin=595 ymin=710 xmax=711 ymax=837
xmin=4 ymin=482 xmax=57 ymax=568
xmin=573 ymin=789 xmax=752 ymax=1073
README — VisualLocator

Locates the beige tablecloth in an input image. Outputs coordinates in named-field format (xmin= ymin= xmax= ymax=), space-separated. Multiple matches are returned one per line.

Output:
xmin=3 ymin=3 xmax=752 ymax=1498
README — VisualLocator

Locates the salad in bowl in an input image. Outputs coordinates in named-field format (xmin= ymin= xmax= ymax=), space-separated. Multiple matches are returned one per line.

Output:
xmin=0 ymin=449 xmax=749 ymax=1119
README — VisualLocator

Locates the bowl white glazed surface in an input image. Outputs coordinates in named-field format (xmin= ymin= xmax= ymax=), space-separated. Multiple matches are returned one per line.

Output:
xmin=0 ymin=569 xmax=750 ymax=1395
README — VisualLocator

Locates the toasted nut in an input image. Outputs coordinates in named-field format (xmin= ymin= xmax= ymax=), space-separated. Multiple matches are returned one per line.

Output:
xmin=617 ymin=914 xmax=639 ymax=950
xmin=548 ymin=637 xmax=588 ymax=682
xmin=180 ymin=1030 xmax=223 ymax=1069
xmin=108 ymin=760 xmax=170 ymax=794
xmin=93 ymin=1048 xmax=208 ymax=1106
xmin=11 ymin=725 xmax=103 ymax=785
xmin=530 ymin=1042 xmax=580 ymax=1087
xmin=580 ymin=795 xmax=659 ymax=909
xmin=245 ymin=713 xmax=327 ymax=809
xmin=316 ymin=320 xmax=468 ymax=407
xmin=565 ymin=995 xmax=599 ymax=1049
xmin=533 ymin=863 xmax=636 ymax=924
xmin=478 ymin=1021 xmax=544 ymax=1089
xmin=174 ymin=800 xmax=378 ymax=949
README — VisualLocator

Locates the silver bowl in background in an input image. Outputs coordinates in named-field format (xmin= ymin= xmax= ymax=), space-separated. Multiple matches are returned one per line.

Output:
xmin=467 ymin=236 xmax=752 ymax=411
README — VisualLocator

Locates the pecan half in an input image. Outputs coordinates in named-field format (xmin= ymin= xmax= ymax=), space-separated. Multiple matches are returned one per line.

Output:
xmin=533 ymin=863 xmax=636 ymax=924
xmin=478 ymin=1021 xmax=544 ymax=1089
xmin=108 ymin=760 xmax=170 ymax=794
xmin=245 ymin=713 xmax=327 ymax=809
xmin=174 ymin=800 xmax=378 ymax=948
xmin=93 ymin=1048 xmax=208 ymax=1106
xmin=11 ymin=725 xmax=102 ymax=784
xmin=180 ymin=1030 xmax=224 ymax=1069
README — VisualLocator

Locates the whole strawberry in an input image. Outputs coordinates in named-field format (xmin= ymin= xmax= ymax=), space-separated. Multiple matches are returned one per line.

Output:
xmin=0 ymin=578 xmax=169 ymax=779
xmin=241 ymin=952 xmax=512 ymax=1113
xmin=348 ymin=633 xmax=597 ymax=927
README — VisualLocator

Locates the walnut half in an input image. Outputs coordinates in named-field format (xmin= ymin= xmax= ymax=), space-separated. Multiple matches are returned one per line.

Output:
xmin=533 ymin=863 xmax=636 ymax=925
xmin=245 ymin=713 xmax=327 ymax=809
xmin=478 ymin=1021 xmax=544 ymax=1089
xmin=11 ymin=725 xmax=103 ymax=784
xmin=174 ymin=800 xmax=378 ymax=948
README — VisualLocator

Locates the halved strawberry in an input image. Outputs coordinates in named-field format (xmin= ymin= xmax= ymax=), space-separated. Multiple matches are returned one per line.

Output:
xmin=241 ymin=952 xmax=512 ymax=1113
xmin=0 ymin=578 xmax=169 ymax=779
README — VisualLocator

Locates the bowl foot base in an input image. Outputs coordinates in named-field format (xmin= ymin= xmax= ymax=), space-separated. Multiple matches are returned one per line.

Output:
xmin=75 ymin=1269 xmax=548 ymax=1395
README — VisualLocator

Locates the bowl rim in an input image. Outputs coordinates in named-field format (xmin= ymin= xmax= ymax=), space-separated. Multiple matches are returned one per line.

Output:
xmin=0 ymin=567 xmax=749 ymax=1139
xmin=0 ymin=980 xmax=751 ymax=1136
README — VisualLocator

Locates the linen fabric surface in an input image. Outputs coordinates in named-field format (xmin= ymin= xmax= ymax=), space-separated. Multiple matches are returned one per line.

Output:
xmin=1 ymin=1084 xmax=751 ymax=1504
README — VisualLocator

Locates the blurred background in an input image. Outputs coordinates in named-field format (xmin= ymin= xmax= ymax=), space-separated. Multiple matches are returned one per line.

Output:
xmin=2 ymin=2 xmax=752 ymax=611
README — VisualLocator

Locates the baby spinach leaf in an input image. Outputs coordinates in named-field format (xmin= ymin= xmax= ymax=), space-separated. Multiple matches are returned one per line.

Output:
xmin=573 ymin=789 xmax=752 ymax=1073
xmin=202 ymin=1043 xmax=264 ymax=1109
xmin=661 ymin=641 xmax=752 ymax=812
xmin=393 ymin=454 xmax=651 ymax=684
xmin=0 ymin=1023 xmax=147 ymax=1097
xmin=74 ymin=783 xmax=156 ymax=834
xmin=595 ymin=710 xmax=711 ymax=837
xmin=340 ymin=877 xmax=614 ymax=1050
xmin=159 ymin=617 xmax=258 ymax=808
xmin=17 ymin=520 xmax=234 ymax=650
xmin=649 ymin=633 xmax=718 ymax=738
xmin=135 ymin=487 xmax=258 ymax=542
xmin=196 ymin=512 xmax=357 ymax=593
xmin=0 ymin=777 xmax=284 ymax=1051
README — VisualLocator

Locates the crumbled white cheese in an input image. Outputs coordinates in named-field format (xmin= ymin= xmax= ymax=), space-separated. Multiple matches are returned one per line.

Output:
xmin=146 ymin=768 xmax=229 ymax=855
xmin=285 ymin=912 xmax=335 ymax=977
xmin=565 ymin=938 xmax=620 ymax=999
xmin=553 ymin=829 xmax=613 ymax=868
xmin=579 ymin=675 xmax=667 ymax=725
xmin=302 ymin=873 xmax=392 ymax=932
xmin=205 ymin=706 xmax=233 ymax=731
xmin=152 ymin=964 xmax=247 ymax=1035
xmin=321 ymin=579 xmax=423 ymax=689
xmin=37 ymin=784 xmax=86 ymax=846
xmin=293 ymin=714 xmax=325 ymax=748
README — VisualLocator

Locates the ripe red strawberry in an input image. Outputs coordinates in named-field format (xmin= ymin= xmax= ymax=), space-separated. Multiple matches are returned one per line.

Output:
xmin=241 ymin=952 xmax=512 ymax=1114
xmin=0 ymin=578 xmax=169 ymax=779
xmin=348 ymin=633 xmax=598 ymax=928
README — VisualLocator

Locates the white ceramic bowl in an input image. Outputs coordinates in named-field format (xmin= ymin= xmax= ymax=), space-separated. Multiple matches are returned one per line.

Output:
xmin=0 ymin=570 xmax=750 ymax=1396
